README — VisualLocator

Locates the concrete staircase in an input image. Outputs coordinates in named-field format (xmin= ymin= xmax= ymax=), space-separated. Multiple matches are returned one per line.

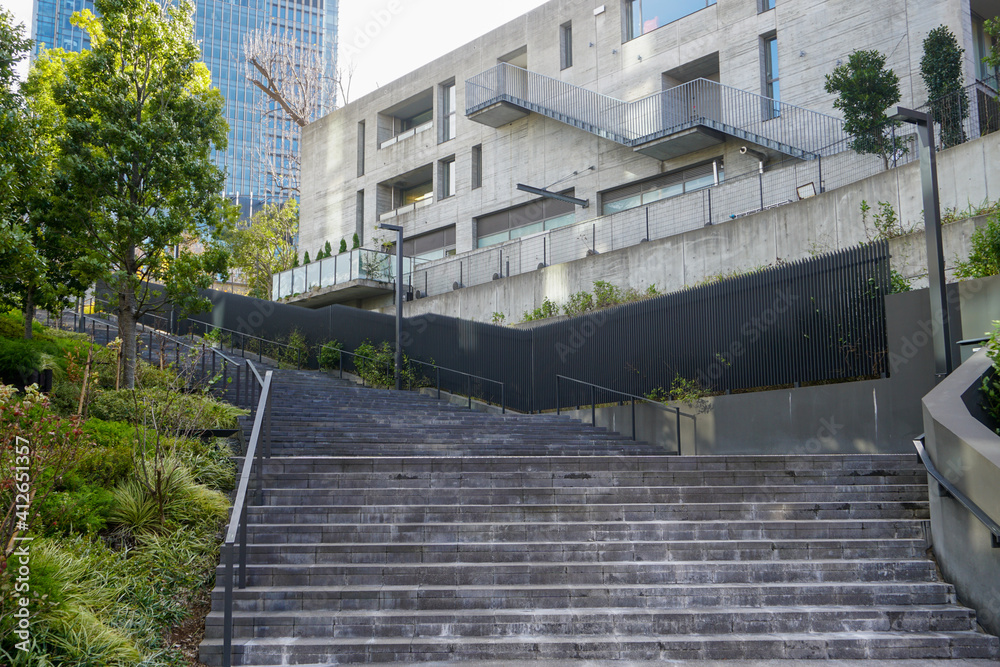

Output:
xmin=199 ymin=370 xmax=999 ymax=665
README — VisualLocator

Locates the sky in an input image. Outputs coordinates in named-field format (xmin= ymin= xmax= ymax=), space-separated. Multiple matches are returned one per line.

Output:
xmin=1 ymin=0 xmax=549 ymax=95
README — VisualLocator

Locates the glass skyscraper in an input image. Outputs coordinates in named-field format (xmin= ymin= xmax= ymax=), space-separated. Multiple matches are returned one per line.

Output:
xmin=31 ymin=0 xmax=337 ymax=217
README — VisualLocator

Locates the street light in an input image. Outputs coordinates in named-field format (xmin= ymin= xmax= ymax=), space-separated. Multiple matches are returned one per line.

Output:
xmin=890 ymin=107 xmax=953 ymax=380
xmin=376 ymin=222 xmax=404 ymax=390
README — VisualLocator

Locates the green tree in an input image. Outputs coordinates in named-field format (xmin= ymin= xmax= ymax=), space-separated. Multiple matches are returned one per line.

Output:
xmin=339 ymin=238 xmax=347 ymax=254
xmin=224 ymin=198 xmax=298 ymax=299
xmin=825 ymin=50 xmax=906 ymax=169
xmin=986 ymin=19 xmax=1000 ymax=76
xmin=352 ymin=232 xmax=360 ymax=249
xmin=955 ymin=213 xmax=1000 ymax=279
xmin=303 ymin=251 xmax=311 ymax=265
xmin=323 ymin=240 xmax=332 ymax=258
xmin=921 ymin=26 xmax=968 ymax=148
xmin=0 ymin=14 xmax=97 ymax=339
xmin=53 ymin=0 xmax=234 ymax=388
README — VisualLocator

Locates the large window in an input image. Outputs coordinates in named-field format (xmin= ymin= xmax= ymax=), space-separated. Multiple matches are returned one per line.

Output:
xmin=378 ymin=89 xmax=433 ymax=147
xmin=403 ymin=226 xmax=457 ymax=263
xmin=625 ymin=0 xmax=716 ymax=41
xmin=601 ymin=160 xmax=722 ymax=215
xmin=763 ymin=35 xmax=780 ymax=118
xmin=476 ymin=193 xmax=577 ymax=248
xmin=471 ymin=144 xmax=483 ymax=190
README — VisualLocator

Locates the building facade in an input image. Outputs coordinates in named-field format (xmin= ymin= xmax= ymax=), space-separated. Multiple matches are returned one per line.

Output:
xmin=32 ymin=0 xmax=338 ymax=216
xmin=295 ymin=0 xmax=997 ymax=307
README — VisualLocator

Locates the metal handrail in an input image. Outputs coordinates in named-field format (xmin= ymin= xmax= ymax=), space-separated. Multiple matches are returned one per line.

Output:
xmin=555 ymin=374 xmax=695 ymax=450
xmin=913 ymin=435 xmax=1000 ymax=549
xmin=322 ymin=344 xmax=506 ymax=412
xmin=409 ymin=358 xmax=506 ymax=413
xmin=221 ymin=368 xmax=273 ymax=667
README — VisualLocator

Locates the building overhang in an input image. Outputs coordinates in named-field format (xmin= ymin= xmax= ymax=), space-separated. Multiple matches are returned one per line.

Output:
xmin=282 ymin=279 xmax=394 ymax=308
xmin=467 ymin=100 xmax=530 ymax=128
xmin=633 ymin=126 xmax=726 ymax=160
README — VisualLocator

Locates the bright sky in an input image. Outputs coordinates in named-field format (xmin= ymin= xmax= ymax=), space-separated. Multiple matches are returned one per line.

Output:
xmin=1 ymin=0 xmax=549 ymax=94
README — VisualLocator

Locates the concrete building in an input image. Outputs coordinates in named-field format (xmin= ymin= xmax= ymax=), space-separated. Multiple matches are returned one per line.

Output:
xmin=292 ymin=0 xmax=999 ymax=310
xmin=32 ymin=0 xmax=338 ymax=216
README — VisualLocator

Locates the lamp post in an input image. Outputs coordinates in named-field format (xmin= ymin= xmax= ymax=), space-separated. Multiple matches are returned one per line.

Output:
xmin=890 ymin=107 xmax=953 ymax=379
xmin=376 ymin=222 xmax=404 ymax=390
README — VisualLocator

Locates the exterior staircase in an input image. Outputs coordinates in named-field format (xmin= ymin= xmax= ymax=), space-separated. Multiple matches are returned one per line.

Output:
xmin=465 ymin=63 xmax=850 ymax=161
xmin=199 ymin=369 xmax=1000 ymax=665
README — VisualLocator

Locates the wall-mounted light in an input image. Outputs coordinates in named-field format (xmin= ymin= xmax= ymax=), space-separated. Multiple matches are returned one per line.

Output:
xmin=637 ymin=55 xmax=642 ymax=62
xmin=799 ymin=50 xmax=805 ymax=57
xmin=589 ymin=41 xmax=594 ymax=47
xmin=612 ymin=49 xmax=618 ymax=55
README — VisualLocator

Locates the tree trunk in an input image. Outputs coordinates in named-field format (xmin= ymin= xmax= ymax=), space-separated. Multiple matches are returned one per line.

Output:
xmin=23 ymin=287 xmax=35 ymax=340
xmin=118 ymin=288 xmax=138 ymax=389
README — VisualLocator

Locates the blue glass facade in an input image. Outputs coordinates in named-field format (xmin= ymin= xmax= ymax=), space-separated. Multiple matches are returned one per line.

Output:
xmin=31 ymin=0 xmax=338 ymax=216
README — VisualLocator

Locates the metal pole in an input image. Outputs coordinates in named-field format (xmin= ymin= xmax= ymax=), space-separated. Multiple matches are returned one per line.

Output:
xmin=238 ymin=498 xmax=248 ymax=588
xmin=591 ymin=386 xmax=596 ymax=426
xmin=265 ymin=390 xmax=272 ymax=458
xmin=222 ymin=544 xmax=234 ymax=667
xmin=468 ymin=375 xmax=472 ymax=410
xmin=631 ymin=398 xmax=636 ymax=441
xmin=556 ymin=377 xmax=560 ymax=416
xmin=501 ymin=383 xmax=506 ymax=415
xmin=436 ymin=367 xmax=441 ymax=399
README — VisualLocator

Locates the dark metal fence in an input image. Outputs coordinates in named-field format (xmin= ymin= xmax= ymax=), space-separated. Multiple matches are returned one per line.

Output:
xmin=99 ymin=242 xmax=890 ymax=414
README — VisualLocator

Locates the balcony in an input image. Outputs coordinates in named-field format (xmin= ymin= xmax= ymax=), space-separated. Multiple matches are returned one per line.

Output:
xmin=272 ymin=248 xmax=416 ymax=307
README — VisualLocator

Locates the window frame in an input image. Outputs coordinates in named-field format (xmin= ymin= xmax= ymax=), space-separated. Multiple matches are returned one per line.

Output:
xmin=762 ymin=34 xmax=780 ymax=119
xmin=560 ymin=22 xmax=573 ymax=70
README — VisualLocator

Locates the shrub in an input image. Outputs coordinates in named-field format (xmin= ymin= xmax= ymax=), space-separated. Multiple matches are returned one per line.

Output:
xmin=37 ymin=484 xmax=116 ymax=535
xmin=0 ymin=337 xmax=43 ymax=383
xmin=319 ymin=340 xmax=343 ymax=370
xmin=980 ymin=321 xmax=1000 ymax=433
xmin=280 ymin=329 xmax=310 ymax=368
xmin=339 ymin=238 xmax=348 ymax=253
xmin=353 ymin=340 xmax=426 ymax=389
xmin=522 ymin=297 xmax=560 ymax=322
xmin=593 ymin=280 xmax=622 ymax=309
xmin=955 ymin=212 xmax=1000 ymax=279
xmin=563 ymin=291 xmax=594 ymax=317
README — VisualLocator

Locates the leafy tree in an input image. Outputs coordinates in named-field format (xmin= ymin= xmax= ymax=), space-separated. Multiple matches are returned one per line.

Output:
xmin=339 ymin=238 xmax=347 ymax=254
xmin=323 ymin=240 xmax=332 ymax=258
xmin=921 ymin=25 xmax=968 ymax=148
xmin=986 ymin=19 xmax=1000 ymax=76
xmin=955 ymin=213 xmax=1000 ymax=279
xmin=303 ymin=251 xmax=311 ymax=265
xmin=352 ymin=232 xmax=360 ymax=249
xmin=223 ymin=199 xmax=297 ymax=300
xmin=53 ymin=0 xmax=234 ymax=388
xmin=825 ymin=50 xmax=906 ymax=169
xmin=0 ymin=14 xmax=97 ymax=339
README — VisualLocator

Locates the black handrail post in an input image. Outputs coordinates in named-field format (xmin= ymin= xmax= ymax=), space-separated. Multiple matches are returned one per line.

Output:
xmin=591 ymin=386 xmax=596 ymax=426
xmin=556 ymin=376 xmax=561 ymax=416
xmin=631 ymin=398 xmax=636 ymax=441
xmin=501 ymin=384 xmax=506 ymax=414
xmin=676 ymin=408 xmax=681 ymax=451
xmin=222 ymin=544 xmax=234 ymax=667
xmin=265 ymin=390 xmax=272 ymax=459
xmin=468 ymin=375 xmax=472 ymax=410
xmin=436 ymin=367 xmax=441 ymax=399
xmin=238 ymin=495 xmax=248 ymax=588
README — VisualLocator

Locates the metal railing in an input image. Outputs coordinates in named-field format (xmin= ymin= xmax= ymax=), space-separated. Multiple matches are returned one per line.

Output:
xmin=467 ymin=63 xmax=850 ymax=158
xmin=913 ymin=435 xmax=1000 ymax=548
xmin=272 ymin=247 xmax=418 ymax=301
xmin=327 ymin=345 xmax=506 ymax=412
xmin=918 ymin=76 xmax=1000 ymax=151
xmin=221 ymin=364 xmax=273 ymax=667
xmin=555 ymin=375 xmax=694 ymax=451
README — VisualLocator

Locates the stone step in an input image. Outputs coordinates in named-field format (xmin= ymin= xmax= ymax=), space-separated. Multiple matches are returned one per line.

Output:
xmin=243 ymin=518 xmax=927 ymax=543
xmin=203 ymin=605 xmax=981 ymax=640
xmin=217 ymin=559 xmax=938 ymax=588
xmin=235 ymin=538 xmax=931 ymax=564
xmin=245 ymin=501 xmax=929 ymax=522
xmin=197 ymin=629 xmax=999 ymax=663
xmin=210 ymin=581 xmax=959 ymax=613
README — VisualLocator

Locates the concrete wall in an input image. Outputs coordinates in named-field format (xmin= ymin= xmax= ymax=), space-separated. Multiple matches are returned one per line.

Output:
xmin=372 ymin=130 xmax=1000 ymax=323
xmin=300 ymin=0 xmax=981 ymax=260
xmin=562 ymin=275 xmax=1000 ymax=455
xmin=922 ymin=348 xmax=1000 ymax=637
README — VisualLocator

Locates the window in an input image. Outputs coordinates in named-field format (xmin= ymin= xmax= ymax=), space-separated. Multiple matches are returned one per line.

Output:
xmin=377 ymin=89 xmax=433 ymax=147
xmin=471 ymin=144 xmax=483 ymax=190
xmin=974 ymin=13 xmax=999 ymax=84
xmin=476 ymin=193 xmax=577 ymax=248
xmin=440 ymin=81 xmax=456 ymax=142
xmin=600 ymin=160 xmax=722 ymax=215
xmin=763 ymin=35 xmax=780 ymax=118
xmin=439 ymin=156 xmax=456 ymax=199
xmin=403 ymin=226 xmax=457 ymax=262
xmin=357 ymin=120 xmax=365 ymax=177
xmin=356 ymin=190 xmax=365 ymax=243
xmin=759 ymin=0 xmax=775 ymax=11
xmin=624 ymin=0 xmax=716 ymax=41
xmin=560 ymin=22 xmax=573 ymax=70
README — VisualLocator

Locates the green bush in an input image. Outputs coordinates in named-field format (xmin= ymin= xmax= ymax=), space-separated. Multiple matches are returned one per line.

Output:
xmin=955 ymin=212 xmax=1000 ymax=279
xmin=0 ymin=337 xmax=43 ymax=382
xmin=563 ymin=291 xmax=594 ymax=317
xmin=522 ymin=297 xmax=559 ymax=322
xmin=37 ymin=484 xmax=116 ymax=535
xmin=280 ymin=329 xmax=310 ymax=368
xmin=89 ymin=388 xmax=247 ymax=432
xmin=319 ymin=340 xmax=343 ymax=370
xmin=593 ymin=281 xmax=622 ymax=309
xmin=353 ymin=340 xmax=426 ymax=389
xmin=980 ymin=321 xmax=1000 ymax=433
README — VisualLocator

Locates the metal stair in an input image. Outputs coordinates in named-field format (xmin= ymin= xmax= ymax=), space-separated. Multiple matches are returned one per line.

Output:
xmin=466 ymin=63 xmax=849 ymax=161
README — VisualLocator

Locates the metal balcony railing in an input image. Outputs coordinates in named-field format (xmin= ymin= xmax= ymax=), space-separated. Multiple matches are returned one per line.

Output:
xmin=466 ymin=63 xmax=851 ymax=159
